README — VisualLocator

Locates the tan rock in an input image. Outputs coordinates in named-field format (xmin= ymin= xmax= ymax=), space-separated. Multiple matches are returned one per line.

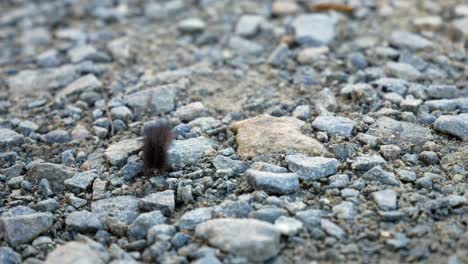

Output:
xmin=46 ymin=241 xmax=108 ymax=264
xmin=412 ymin=16 xmax=442 ymax=30
xmin=297 ymin=47 xmax=329 ymax=64
xmin=231 ymin=115 xmax=327 ymax=159
xmin=104 ymin=137 xmax=143 ymax=167
xmin=272 ymin=1 xmax=300 ymax=16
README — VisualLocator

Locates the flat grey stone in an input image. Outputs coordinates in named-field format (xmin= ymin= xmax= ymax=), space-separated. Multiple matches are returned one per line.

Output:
xmin=55 ymin=28 xmax=86 ymax=41
xmin=2 ymin=206 xmax=36 ymax=217
xmin=177 ymin=180 xmax=194 ymax=205
xmin=68 ymin=45 xmax=110 ymax=63
xmin=268 ymin=43 xmax=290 ymax=67
xmin=401 ymin=97 xmax=423 ymax=113
xmin=56 ymin=74 xmax=102 ymax=99
xmin=235 ymin=15 xmax=264 ymax=37
xmin=415 ymin=172 xmax=439 ymax=189
xmin=45 ymin=241 xmax=109 ymax=264
xmin=248 ymin=207 xmax=288 ymax=223
xmin=390 ymin=31 xmax=433 ymax=50
xmin=139 ymin=190 xmax=175 ymax=216
xmin=168 ymin=136 xmax=216 ymax=169
xmin=175 ymin=102 xmax=207 ymax=122
xmin=368 ymin=117 xmax=434 ymax=149
xmin=178 ymin=18 xmax=205 ymax=33
xmin=228 ymin=36 xmax=263 ymax=55
xmin=122 ymin=160 xmax=143 ymax=181
xmin=362 ymin=166 xmax=400 ymax=186
xmin=250 ymin=162 xmax=288 ymax=173
xmin=33 ymin=199 xmax=60 ymax=212
xmin=246 ymin=169 xmax=299 ymax=194
xmin=320 ymin=219 xmax=345 ymax=240
xmin=0 ymin=129 xmax=24 ymax=149
xmin=433 ymin=114 xmax=468 ymax=141
xmin=107 ymin=37 xmax=130 ymax=62
xmin=189 ymin=117 xmax=222 ymax=133
xmin=295 ymin=71 xmax=321 ymax=87
xmin=292 ymin=14 xmax=337 ymax=46
xmin=1 ymin=164 xmax=23 ymax=180
xmin=64 ymin=171 xmax=98 ymax=191
xmin=286 ymin=154 xmax=338 ymax=180
xmin=385 ymin=62 xmax=422 ymax=81
xmin=110 ymin=106 xmax=133 ymax=121
xmin=426 ymin=85 xmax=460 ymax=99
xmin=396 ymin=169 xmax=417 ymax=182
xmin=144 ymin=3 xmax=166 ymax=20
xmin=295 ymin=209 xmax=322 ymax=227
xmin=372 ymin=78 xmax=409 ymax=95
xmin=0 ymin=212 xmax=54 ymax=246
xmin=284 ymin=201 xmax=307 ymax=214
xmin=195 ymin=218 xmax=281 ymax=262
xmin=292 ymin=105 xmax=311 ymax=120
xmin=65 ymin=210 xmax=103 ymax=232
xmin=147 ymin=224 xmax=176 ymax=244
xmin=68 ymin=194 xmax=87 ymax=208
xmin=25 ymin=162 xmax=74 ymax=192
xmin=20 ymin=27 xmax=51 ymax=49
xmin=425 ymin=98 xmax=468 ymax=112
xmin=328 ymin=174 xmax=349 ymax=188
xmin=384 ymin=92 xmax=404 ymax=104
xmin=386 ymin=233 xmax=409 ymax=250
xmin=0 ymin=246 xmax=21 ymax=264
xmin=7 ymin=176 xmax=23 ymax=189
xmin=332 ymin=201 xmax=357 ymax=219
xmin=18 ymin=120 xmax=39 ymax=136
xmin=274 ymin=216 xmax=303 ymax=235
xmin=124 ymin=85 xmax=177 ymax=117
xmin=41 ymin=130 xmax=71 ymax=144
xmin=312 ymin=115 xmax=356 ymax=137
xmin=91 ymin=196 xmax=140 ymax=224
xmin=178 ymin=208 xmax=214 ymax=230
xmin=380 ymin=211 xmax=403 ymax=224
xmin=341 ymin=188 xmax=360 ymax=198
xmin=347 ymin=52 xmax=368 ymax=70
xmin=213 ymin=200 xmax=253 ymax=218
xmin=343 ymin=82 xmax=375 ymax=101
xmin=418 ymin=151 xmax=439 ymax=165
xmin=316 ymin=88 xmax=338 ymax=112
xmin=138 ymin=66 xmax=211 ymax=86
xmin=7 ymin=65 xmax=80 ymax=95
xmin=446 ymin=195 xmax=468 ymax=207
xmin=453 ymin=17 xmax=468 ymax=38
xmin=372 ymin=189 xmax=397 ymax=211
xmin=193 ymin=255 xmax=222 ymax=264
xmin=398 ymin=51 xmax=428 ymax=71
xmin=128 ymin=211 xmax=166 ymax=241
xmin=212 ymin=155 xmax=246 ymax=174
xmin=332 ymin=142 xmax=358 ymax=161
xmin=37 ymin=49 xmax=61 ymax=67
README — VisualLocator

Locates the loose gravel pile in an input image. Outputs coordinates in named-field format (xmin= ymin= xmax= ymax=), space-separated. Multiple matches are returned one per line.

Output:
xmin=0 ymin=0 xmax=467 ymax=263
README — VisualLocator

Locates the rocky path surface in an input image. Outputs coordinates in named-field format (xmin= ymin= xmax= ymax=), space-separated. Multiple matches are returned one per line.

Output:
xmin=0 ymin=0 xmax=467 ymax=263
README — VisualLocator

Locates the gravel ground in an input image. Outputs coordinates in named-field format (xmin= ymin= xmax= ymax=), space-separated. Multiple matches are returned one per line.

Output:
xmin=0 ymin=0 xmax=467 ymax=263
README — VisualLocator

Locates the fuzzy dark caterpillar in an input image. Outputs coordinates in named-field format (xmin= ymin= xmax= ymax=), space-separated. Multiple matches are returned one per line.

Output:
xmin=142 ymin=119 xmax=173 ymax=171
